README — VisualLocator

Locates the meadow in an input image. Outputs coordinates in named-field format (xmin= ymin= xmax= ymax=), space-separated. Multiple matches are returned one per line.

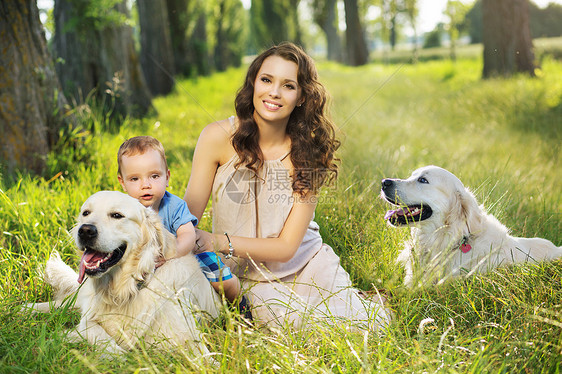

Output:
xmin=0 ymin=48 xmax=561 ymax=372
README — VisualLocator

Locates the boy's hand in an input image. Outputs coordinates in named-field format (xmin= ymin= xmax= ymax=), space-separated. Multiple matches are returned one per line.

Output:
xmin=155 ymin=256 xmax=166 ymax=269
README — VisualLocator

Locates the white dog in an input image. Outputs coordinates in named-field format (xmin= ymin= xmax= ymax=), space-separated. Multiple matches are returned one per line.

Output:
xmin=26 ymin=191 xmax=220 ymax=356
xmin=381 ymin=166 xmax=562 ymax=287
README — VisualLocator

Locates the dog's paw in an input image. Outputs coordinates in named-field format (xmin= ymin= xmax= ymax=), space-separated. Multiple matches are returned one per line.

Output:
xmin=18 ymin=301 xmax=54 ymax=314
xmin=44 ymin=251 xmax=80 ymax=296
xmin=49 ymin=250 xmax=62 ymax=260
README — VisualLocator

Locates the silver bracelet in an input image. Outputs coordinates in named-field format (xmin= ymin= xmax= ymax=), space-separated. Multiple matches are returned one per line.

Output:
xmin=224 ymin=232 xmax=234 ymax=259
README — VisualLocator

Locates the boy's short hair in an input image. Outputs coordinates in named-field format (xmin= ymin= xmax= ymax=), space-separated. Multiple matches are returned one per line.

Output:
xmin=117 ymin=136 xmax=168 ymax=175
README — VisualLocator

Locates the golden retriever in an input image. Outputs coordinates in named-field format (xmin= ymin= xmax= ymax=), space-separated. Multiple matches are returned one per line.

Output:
xmin=26 ymin=191 xmax=220 ymax=356
xmin=381 ymin=165 xmax=562 ymax=287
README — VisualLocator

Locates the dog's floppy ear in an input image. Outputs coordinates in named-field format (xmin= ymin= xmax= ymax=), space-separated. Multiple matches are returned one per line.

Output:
xmin=133 ymin=209 xmax=176 ymax=281
xmin=144 ymin=209 xmax=177 ymax=260
xmin=446 ymin=187 xmax=483 ymax=233
xmin=160 ymin=229 xmax=177 ymax=260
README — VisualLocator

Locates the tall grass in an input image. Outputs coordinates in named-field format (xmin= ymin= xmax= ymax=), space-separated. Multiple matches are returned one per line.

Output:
xmin=1 ymin=52 xmax=560 ymax=372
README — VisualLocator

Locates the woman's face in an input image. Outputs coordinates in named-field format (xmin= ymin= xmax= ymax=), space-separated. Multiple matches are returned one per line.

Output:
xmin=252 ymin=55 xmax=302 ymax=126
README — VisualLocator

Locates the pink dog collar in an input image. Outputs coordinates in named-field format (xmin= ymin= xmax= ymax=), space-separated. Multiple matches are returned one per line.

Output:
xmin=460 ymin=236 xmax=472 ymax=253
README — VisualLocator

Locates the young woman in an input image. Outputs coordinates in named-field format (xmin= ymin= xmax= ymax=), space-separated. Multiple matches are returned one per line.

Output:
xmin=184 ymin=42 xmax=389 ymax=330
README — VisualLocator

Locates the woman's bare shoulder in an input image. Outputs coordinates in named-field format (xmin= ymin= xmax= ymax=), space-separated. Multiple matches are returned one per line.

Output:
xmin=197 ymin=118 xmax=236 ymax=163
xmin=199 ymin=118 xmax=235 ymax=143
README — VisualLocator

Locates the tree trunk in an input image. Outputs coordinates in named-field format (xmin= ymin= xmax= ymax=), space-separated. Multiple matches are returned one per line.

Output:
xmin=52 ymin=0 xmax=92 ymax=104
xmin=390 ymin=14 xmax=397 ymax=51
xmin=251 ymin=0 xmax=292 ymax=48
xmin=324 ymin=0 xmax=343 ymax=62
xmin=313 ymin=0 xmax=343 ymax=62
xmin=0 ymin=0 xmax=70 ymax=175
xmin=214 ymin=0 xmax=246 ymax=71
xmin=166 ymin=0 xmax=190 ymax=76
xmin=187 ymin=12 xmax=211 ymax=76
xmin=343 ymin=0 xmax=369 ymax=66
xmin=290 ymin=0 xmax=304 ymax=47
xmin=215 ymin=0 xmax=227 ymax=71
xmin=404 ymin=0 xmax=419 ymax=58
xmin=53 ymin=0 xmax=153 ymax=118
xmin=138 ymin=0 xmax=175 ymax=96
xmin=482 ymin=0 xmax=535 ymax=78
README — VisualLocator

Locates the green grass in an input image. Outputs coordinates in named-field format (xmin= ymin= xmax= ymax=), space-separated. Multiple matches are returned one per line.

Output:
xmin=1 ymin=49 xmax=561 ymax=372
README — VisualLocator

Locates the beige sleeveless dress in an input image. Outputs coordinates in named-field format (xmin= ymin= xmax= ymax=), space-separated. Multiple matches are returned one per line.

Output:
xmin=211 ymin=117 xmax=389 ymax=330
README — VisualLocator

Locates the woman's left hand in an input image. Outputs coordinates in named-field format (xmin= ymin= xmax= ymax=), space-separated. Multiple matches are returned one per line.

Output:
xmin=194 ymin=229 xmax=217 ymax=254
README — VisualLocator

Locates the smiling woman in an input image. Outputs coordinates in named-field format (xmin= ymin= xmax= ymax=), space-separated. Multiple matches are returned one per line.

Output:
xmin=184 ymin=42 xmax=390 ymax=330
xmin=252 ymin=55 xmax=303 ymax=128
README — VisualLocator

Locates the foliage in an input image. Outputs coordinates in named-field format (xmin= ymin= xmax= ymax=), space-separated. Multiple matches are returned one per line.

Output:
xmin=1 ymin=54 xmax=561 ymax=372
xmin=422 ymin=26 xmax=442 ymax=49
xmin=250 ymin=0 xmax=300 ymax=50
xmin=185 ymin=0 xmax=213 ymax=77
xmin=465 ymin=0 xmax=562 ymax=44
xmin=44 ymin=91 xmax=145 ymax=179
xmin=63 ymin=0 xmax=129 ymax=37
xmin=529 ymin=2 xmax=562 ymax=38
xmin=444 ymin=0 xmax=470 ymax=59
xmin=167 ymin=0 xmax=248 ymax=77
xmin=212 ymin=0 xmax=248 ymax=71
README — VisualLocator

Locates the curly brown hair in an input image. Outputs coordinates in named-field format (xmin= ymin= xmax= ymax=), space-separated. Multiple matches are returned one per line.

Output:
xmin=233 ymin=42 xmax=340 ymax=196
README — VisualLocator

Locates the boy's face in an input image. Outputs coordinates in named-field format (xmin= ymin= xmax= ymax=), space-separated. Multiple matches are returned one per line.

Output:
xmin=118 ymin=149 xmax=170 ymax=211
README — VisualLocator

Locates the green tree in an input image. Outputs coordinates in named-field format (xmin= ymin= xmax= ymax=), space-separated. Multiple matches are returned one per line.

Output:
xmin=378 ymin=0 xmax=418 ymax=52
xmin=464 ymin=0 xmax=482 ymax=43
xmin=444 ymin=0 xmax=470 ymax=61
xmin=423 ymin=25 xmax=443 ymax=49
xmin=385 ymin=0 xmax=400 ymax=50
xmin=529 ymin=2 xmax=562 ymax=38
xmin=250 ymin=0 xmax=300 ymax=49
xmin=344 ymin=0 xmax=369 ymax=65
xmin=404 ymin=0 xmax=419 ymax=53
xmin=312 ymin=0 xmax=343 ymax=62
xmin=52 ymin=0 xmax=152 ymax=119
xmin=482 ymin=0 xmax=535 ymax=78
xmin=466 ymin=1 xmax=562 ymax=44
xmin=138 ymin=0 xmax=175 ymax=96
xmin=213 ymin=0 xmax=247 ymax=71
xmin=0 ymin=0 xmax=72 ymax=175
xmin=166 ymin=0 xmax=192 ymax=76
xmin=182 ymin=0 xmax=213 ymax=77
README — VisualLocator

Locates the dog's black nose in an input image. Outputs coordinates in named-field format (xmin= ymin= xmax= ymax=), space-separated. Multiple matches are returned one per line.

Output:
xmin=78 ymin=224 xmax=98 ymax=241
xmin=381 ymin=179 xmax=394 ymax=191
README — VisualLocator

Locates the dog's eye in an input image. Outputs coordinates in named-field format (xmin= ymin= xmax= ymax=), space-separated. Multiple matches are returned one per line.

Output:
xmin=82 ymin=210 xmax=90 ymax=216
xmin=110 ymin=212 xmax=125 ymax=219
xmin=418 ymin=177 xmax=429 ymax=184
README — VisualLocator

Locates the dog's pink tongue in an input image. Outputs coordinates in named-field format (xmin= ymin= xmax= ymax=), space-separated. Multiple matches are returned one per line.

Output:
xmin=77 ymin=257 xmax=86 ymax=284
xmin=77 ymin=250 xmax=97 ymax=284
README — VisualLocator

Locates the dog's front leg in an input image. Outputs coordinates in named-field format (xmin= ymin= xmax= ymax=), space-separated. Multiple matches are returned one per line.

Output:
xmin=70 ymin=319 xmax=126 ymax=355
xmin=21 ymin=251 xmax=81 ymax=314
xmin=397 ymin=243 xmax=415 ymax=286
xmin=22 ymin=300 xmax=66 ymax=313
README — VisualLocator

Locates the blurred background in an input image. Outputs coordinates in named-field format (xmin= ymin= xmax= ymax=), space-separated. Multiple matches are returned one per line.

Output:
xmin=1 ymin=0 xmax=561 ymax=175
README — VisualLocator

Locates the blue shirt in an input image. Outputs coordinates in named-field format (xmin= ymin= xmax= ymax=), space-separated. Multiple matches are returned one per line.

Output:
xmin=157 ymin=191 xmax=232 ymax=282
xmin=157 ymin=191 xmax=198 ymax=234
